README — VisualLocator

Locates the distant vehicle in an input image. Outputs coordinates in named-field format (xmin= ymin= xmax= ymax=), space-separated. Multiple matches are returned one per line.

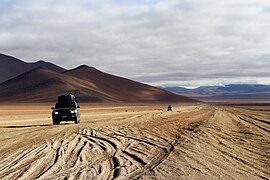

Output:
xmin=167 ymin=104 xmax=173 ymax=111
xmin=51 ymin=94 xmax=80 ymax=125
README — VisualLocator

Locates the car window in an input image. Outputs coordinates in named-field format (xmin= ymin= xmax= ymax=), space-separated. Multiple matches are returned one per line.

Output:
xmin=55 ymin=102 xmax=76 ymax=109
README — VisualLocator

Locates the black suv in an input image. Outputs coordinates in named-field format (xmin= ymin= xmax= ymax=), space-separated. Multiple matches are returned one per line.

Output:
xmin=51 ymin=94 xmax=80 ymax=125
xmin=167 ymin=104 xmax=173 ymax=111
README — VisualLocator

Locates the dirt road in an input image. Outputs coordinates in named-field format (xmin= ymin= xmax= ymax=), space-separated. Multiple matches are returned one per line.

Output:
xmin=0 ymin=104 xmax=269 ymax=179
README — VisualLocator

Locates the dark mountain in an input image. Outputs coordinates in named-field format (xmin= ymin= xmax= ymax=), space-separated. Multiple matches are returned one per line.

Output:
xmin=30 ymin=60 xmax=66 ymax=73
xmin=70 ymin=65 xmax=198 ymax=102
xmin=162 ymin=84 xmax=270 ymax=102
xmin=0 ymin=65 xmax=197 ymax=103
xmin=0 ymin=53 xmax=66 ymax=83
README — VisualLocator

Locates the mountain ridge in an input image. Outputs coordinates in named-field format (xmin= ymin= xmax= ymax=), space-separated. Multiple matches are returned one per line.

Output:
xmin=162 ymin=84 xmax=270 ymax=101
xmin=0 ymin=53 xmax=66 ymax=83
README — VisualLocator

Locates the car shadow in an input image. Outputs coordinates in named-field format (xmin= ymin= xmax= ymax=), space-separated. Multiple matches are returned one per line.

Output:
xmin=0 ymin=124 xmax=52 ymax=128
xmin=0 ymin=122 xmax=78 ymax=129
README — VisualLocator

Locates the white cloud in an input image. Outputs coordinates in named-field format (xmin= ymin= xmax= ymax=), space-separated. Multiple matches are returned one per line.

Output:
xmin=1 ymin=0 xmax=270 ymax=86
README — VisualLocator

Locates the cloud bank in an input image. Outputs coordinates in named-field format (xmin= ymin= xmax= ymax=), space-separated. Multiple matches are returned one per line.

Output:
xmin=1 ymin=0 xmax=270 ymax=87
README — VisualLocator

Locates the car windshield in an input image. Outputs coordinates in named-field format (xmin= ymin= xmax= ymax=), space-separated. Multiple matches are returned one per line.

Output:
xmin=55 ymin=102 xmax=76 ymax=109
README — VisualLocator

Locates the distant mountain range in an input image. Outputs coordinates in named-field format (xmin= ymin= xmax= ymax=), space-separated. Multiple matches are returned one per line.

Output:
xmin=0 ymin=53 xmax=196 ymax=103
xmin=162 ymin=84 xmax=270 ymax=102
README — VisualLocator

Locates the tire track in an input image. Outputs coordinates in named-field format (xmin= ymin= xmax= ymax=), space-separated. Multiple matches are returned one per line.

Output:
xmin=0 ymin=125 xmax=176 ymax=180
xmin=146 ymin=107 xmax=270 ymax=180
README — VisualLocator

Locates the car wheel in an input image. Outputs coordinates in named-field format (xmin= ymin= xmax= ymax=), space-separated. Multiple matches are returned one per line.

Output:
xmin=53 ymin=119 xmax=59 ymax=125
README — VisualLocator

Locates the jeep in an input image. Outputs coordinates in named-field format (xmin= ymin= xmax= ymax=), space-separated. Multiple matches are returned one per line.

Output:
xmin=51 ymin=94 xmax=80 ymax=125
xmin=167 ymin=104 xmax=173 ymax=111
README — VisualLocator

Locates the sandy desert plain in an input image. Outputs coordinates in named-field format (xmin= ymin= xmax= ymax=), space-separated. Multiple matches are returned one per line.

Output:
xmin=0 ymin=103 xmax=269 ymax=180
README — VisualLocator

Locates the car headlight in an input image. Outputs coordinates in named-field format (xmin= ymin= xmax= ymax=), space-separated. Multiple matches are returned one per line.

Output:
xmin=71 ymin=110 xmax=77 ymax=113
xmin=54 ymin=111 xmax=59 ymax=115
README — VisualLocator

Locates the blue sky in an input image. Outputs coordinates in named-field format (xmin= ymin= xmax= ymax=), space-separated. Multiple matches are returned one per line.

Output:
xmin=0 ymin=0 xmax=16 ymax=10
xmin=1 ymin=0 xmax=270 ymax=87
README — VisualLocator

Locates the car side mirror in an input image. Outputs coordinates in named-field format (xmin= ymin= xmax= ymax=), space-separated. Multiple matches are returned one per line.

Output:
xmin=51 ymin=107 xmax=54 ymax=110
xmin=77 ymin=105 xmax=80 ymax=108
